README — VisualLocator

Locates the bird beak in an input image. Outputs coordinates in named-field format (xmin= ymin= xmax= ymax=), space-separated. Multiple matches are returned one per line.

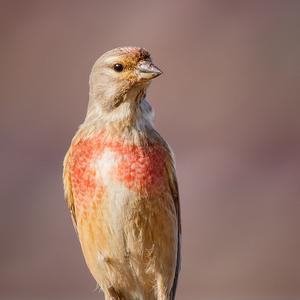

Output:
xmin=138 ymin=61 xmax=162 ymax=80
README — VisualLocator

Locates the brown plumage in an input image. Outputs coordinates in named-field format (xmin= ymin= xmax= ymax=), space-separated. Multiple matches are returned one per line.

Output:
xmin=63 ymin=47 xmax=181 ymax=300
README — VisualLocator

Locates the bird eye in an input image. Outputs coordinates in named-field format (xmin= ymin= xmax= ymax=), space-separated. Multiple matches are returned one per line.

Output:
xmin=113 ymin=63 xmax=124 ymax=72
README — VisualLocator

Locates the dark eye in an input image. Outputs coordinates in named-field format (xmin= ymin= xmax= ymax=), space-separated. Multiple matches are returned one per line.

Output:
xmin=113 ymin=63 xmax=124 ymax=72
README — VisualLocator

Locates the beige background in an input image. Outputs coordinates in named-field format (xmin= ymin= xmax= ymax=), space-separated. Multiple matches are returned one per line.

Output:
xmin=1 ymin=1 xmax=300 ymax=299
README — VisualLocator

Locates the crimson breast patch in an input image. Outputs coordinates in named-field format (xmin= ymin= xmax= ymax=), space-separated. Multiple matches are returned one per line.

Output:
xmin=69 ymin=134 xmax=166 ymax=211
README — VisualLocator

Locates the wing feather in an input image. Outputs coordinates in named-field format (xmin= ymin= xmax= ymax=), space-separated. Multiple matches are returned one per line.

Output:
xmin=165 ymin=152 xmax=181 ymax=300
xmin=63 ymin=149 xmax=78 ymax=231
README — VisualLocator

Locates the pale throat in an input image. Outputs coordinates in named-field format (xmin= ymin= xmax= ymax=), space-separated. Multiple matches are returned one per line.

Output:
xmin=83 ymin=85 xmax=153 ymax=134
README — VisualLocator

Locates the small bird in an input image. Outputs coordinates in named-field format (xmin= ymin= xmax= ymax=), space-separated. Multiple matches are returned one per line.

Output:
xmin=63 ymin=47 xmax=181 ymax=300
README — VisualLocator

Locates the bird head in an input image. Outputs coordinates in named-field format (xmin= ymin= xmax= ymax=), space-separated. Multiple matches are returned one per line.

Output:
xmin=87 ymin=47 xmax=162 ymax=126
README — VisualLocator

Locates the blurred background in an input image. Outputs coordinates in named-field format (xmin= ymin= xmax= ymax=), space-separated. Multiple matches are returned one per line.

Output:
xmin=1 ymin=1 xmax=300 ymax=299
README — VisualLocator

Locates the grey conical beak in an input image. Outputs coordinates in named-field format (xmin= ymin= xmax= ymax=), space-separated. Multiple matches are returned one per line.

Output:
xmin=138 ymin=61 xmax=162 ymax=80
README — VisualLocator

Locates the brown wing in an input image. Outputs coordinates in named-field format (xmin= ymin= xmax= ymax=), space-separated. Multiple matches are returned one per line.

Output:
xmin=165 ymin=153 xmax=181 ymax=300
xmin=63 ymin=149 xmax=78 ymax=231
xmin=152 ymin=129 xmax=181 ymax=299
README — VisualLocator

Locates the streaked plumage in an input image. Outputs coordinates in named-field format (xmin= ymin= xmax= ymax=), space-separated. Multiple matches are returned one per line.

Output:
xmin=63 ymin=47 xmax=181 ymax=300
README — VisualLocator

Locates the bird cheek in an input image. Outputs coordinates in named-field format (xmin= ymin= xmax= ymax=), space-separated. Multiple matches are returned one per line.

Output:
xmin=124 ymin=74 xmax=139 ymax=88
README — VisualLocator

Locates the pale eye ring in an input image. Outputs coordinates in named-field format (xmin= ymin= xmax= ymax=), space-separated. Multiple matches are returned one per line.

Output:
xmin=113 ymin=63 xmax=124 ymax=72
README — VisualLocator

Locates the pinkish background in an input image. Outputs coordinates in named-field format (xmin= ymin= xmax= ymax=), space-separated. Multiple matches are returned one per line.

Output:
xmin=1 ymin=1 xmax=300 ymax=299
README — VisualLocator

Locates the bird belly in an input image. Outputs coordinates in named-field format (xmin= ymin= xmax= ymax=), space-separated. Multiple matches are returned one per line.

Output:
xmin=75 ymin=145 xmax=177 ymax=298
